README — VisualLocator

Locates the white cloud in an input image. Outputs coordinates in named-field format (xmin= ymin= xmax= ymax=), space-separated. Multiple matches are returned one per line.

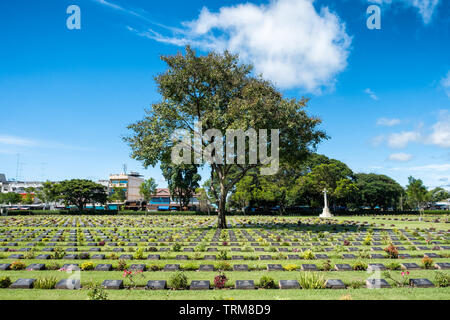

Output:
xmin=0 ymin=134 xmax=88 ymax=151
xmin=377 ymin=117 xmax=401 ymax=126
xmin=428 ymin=111 xmax=450 ymax=148
xmin=0 ymin=135 xmax=36 ymax=147
xmin=388 ymin=153 xmax=413 ymax=162
xmin=365 ymin=88 xmax=378 ymax=100
xmin=387 ymin=131 xmax=421 ymax=148
xmin=409 ymin=164 xmax=450 ymax=171
xmin=441 ymin=71 xmax=450 ymax=98
xmin=367 ymin=0 xmax=440 ymax=24
xmin=129 ymin=0 xmax=352 ymax=92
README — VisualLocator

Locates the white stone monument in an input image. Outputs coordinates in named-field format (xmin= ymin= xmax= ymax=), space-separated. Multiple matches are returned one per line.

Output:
xmin=319 ymin=188 xmax=333 ymax=218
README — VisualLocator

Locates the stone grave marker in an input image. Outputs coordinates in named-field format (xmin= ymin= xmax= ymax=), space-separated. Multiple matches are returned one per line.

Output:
xmin=267 ymin=264 xmax=283 ymax=271
xmin=279 ymin=280 xmax=300 ymax=289
xmin=190 ymin=280 xmax=210 ymax=290
xmin=401 ymin=263 xmax=421 ymax=270
xmin=146 ymin=280 xmax=166 ymax=290
xmin=235 ymin=280 xmax=254 ymax=290
xmin=301 ymin=264 xmax=319 ymax=271
xmin=94 ymin=264 xmax=113 ymax=271
xmin=367 ymin=263 xmax=386 ymax=271
xmin=233 ymin=264 xmax=249 ymax=271
xmin=55 ymin=279 xmax=81 ymax=290
xmin=102 ymin=280 xmax=124 ymax=289
xmin=10 ymin=278 xmax=36 ymax=289
xmin=366 ymin=279 xmax=391 ymax=289
xmin=334 ymin=264 xmax=352 ymax=271
xmin=164 ymin=264 xmax=180 ymax=271
xmin=26 ymin=263 xmax=45 ymax=271
xmin=325 ymin=279 xmax=346 ymax=289
xmin=409 ymin=278 xmax=435 ymax=288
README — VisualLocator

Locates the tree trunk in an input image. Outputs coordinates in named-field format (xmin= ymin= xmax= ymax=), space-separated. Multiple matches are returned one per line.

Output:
xmin=217 ymin=183 xmax=227 ymax=229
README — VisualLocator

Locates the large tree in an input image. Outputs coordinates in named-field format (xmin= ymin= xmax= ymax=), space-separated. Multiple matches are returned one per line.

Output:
xmin=405 ymin=176 xmax=430 ymax=211
xmin=0 ymin=192 xmax=22 ymax=205
xmin=161 ymin=163 xmax=201 ymax=209
xmin=139 ymin=178 xmax=158 ymax=202
xmin=125 ymin=47 xmax=327 ymax=228
xmin=53 ymin=179 xmax=108 ymax=211
xmin=354 ymin=173 xmax=404 ymax=210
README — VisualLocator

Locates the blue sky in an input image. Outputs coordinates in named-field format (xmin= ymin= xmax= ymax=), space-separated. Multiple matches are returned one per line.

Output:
xmin=0 ymin=0 xmax=449 ymax=189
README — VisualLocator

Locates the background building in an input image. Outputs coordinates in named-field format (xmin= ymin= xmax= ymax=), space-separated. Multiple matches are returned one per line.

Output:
xmin=109 ymin=172 xmax=144 ymax=201
xmin=148 ymin=188 xmax=199 ymax=211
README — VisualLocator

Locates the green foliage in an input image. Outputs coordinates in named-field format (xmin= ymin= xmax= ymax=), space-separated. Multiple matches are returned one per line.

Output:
xmin=0 ymin=276 xmax=11 ymax=288
xmin=0 ymin=192 xmax=22 ymax=204
xmin=302 ymin=249 xmax=315 ymax=260
xmin=218 ymin=250 xmax=229 ymax=260
xmin=134 ymin=248 xmax=145 ymax=260
xmin=215 ymin=261 xmax=232 ymax=271
xmin=258 ymin=276 xmax=276 ymax=289
xmin=161 ymin=163 xmax=201 ymax=209
xmin=87 ymin=282 xmax=108 ymax=300
xmin=34 ymin=277 xmax=57 ymax=289
xmin=169 ymin=271 xmax=188 ymax=290
xmin=352 ymin=261 xmax=367 ymax=271
xmin=124 ymin=46 xmax=327 ymax=228
xmin=116 ymin=259 xmax=128 ymax=271
xmin=298 ymin=272 xmax=326 ymax=289
xmin=140 ymin=178 xmax=158 ymax=202
xmin=434 ymin=271 xmax=449 ymax=287
xmin=109 ymin=187 xmax=126 ymax=202
xmin=172 ymin=243 xmax=182 ymax=252
xmin=51 ymin=179 xmax=108 ymax=211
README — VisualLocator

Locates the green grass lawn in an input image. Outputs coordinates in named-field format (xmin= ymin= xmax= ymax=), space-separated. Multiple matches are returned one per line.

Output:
xmin=0 ymin=214 xmax=448 ymax=300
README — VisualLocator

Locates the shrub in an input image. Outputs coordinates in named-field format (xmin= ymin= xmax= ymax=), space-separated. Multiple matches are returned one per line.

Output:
xmin=11 ymin=261 xmax=26 ymax=270
xmin=215 ymin=261 xmax=232 ymax=271
xmin=34 ymin=277 xmax=57 ymax=289
xmin=53 ymin=247 xmax=65 ymax=259
xmin=134 ymin=248 xmax=145 ymax=260
xmin=386 ymin=262 xmax=401 ymax=270
xmin=148 ymin=264 xmax=162 ymax=271
xmin=346 ymin=280 xmax=365 ymax=289
xmin=422 ymin=256 xmax=434 ymax=269
xmin=218 ymin=250 xmax=229 ymax=261
xmin=24 ymin=252 xmax=35 ymax=259
xmin=320 ymin=260 xmax=333 ymax=271
xmin=0 ymin=276 xmax=11 ymax=288
xmin=182 ymin=262 xmax=199 ymax=271
xmin=283 ymin=264 xmax=298 ymax=271
xmin=384 ymin=244 xmax=398 ymax=259
xmin=352 ymin=261 xmax=367 ymax=271
xmin=79 ymin=253 xmax=90 ymax=260
xmin=302 ymin=250 xmax=315 ymax=260
xmin=298 ymin=272 xmax=326 ymax=289
xmin=87 ymin=282 xmax=108 ymax=300
xmin=169 ymin=271 xmax=188 ymax=290
xmin=195 ymin=243 xmax=207 ymax=252
xmin=116 ymin=259 xmax=127 ymax=271
xmin=214 ymin=273 xmax=228 ymax=289
xmin=434 ymin=271 xmax=449 ymax=287
xmin=172 ymin=243 xmax=182 ymax=252
xmin=46 ymin=262 xmax=61 ymax=270
xmin=81 ymin=262 xmax=95 ymax=271
xmin=259 ymin=276 xmax=276 ymax=289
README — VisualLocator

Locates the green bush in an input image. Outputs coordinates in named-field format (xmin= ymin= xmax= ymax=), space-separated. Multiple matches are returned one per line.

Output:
xmin=0 ymin=276 xmax=12 ymax=288
xmin=169 ymin=271 xmax=188 ymax=290
xmin=259 ymin=276 xmax=276 ymax=289
xmin=34 ymin=277 xmax=57 ymax=289
xmin=215 ymin=261 xmax=232 ymax=271
xmin=352 ymin=261 xmax=368 ymax=271
xmin=434 ymin=271 xmax=449 ymax=287
xmin=298 ymin=272 xmax=325 ymax=289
